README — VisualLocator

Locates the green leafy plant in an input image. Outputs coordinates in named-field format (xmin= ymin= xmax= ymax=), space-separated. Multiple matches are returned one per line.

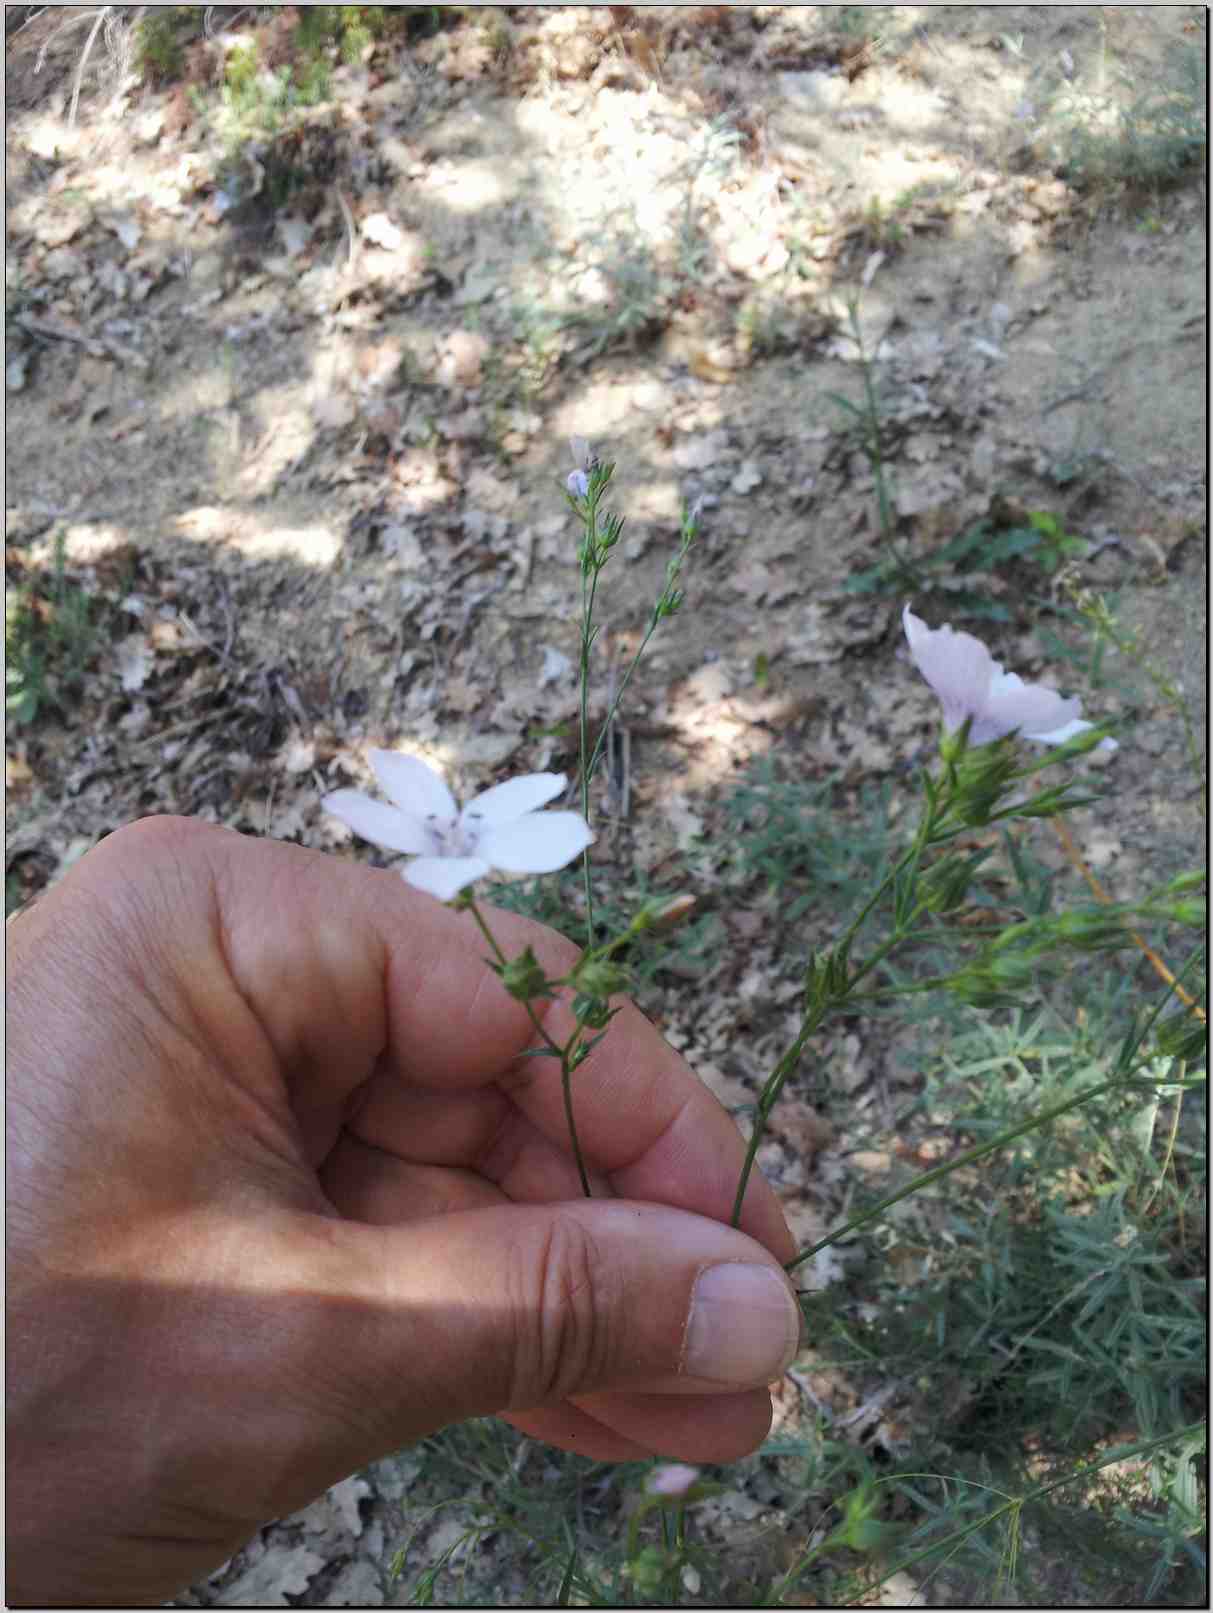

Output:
xmin=1045 ymin=39 xmax=1207 ymax=191
xmin=5 ymin=530 xmax=101 ymax=725
xmin=135 ymin=5 xmax=202 ymax=84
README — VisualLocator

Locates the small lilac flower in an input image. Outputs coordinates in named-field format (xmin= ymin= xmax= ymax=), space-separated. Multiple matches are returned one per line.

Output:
xmin=903 ymin=605 xmax=1117 ymax=750
xmin=323 ymin=751 xmax=594 ymax=901
xmin=645 ymin=1463 xmax=701 ymax=1498
xmin=567 ymin=435 xmax=596 ymax=499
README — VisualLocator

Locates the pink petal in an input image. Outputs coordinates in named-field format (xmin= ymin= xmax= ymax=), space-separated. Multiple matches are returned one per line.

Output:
xmin=903 ymin=606 xmax=993 ymax=731
xmin=403 ymin=856 xmax=490 ymax=901
xmin=463 ymin=772 xmax=567 ymax=829
xmin=322 ymin=790 xmax=431 ymax=854
xmin=479 ymin=811 xmax=594 ymax=874
xmin=1026 ymin=717 xmax=1117 ymax=751
xmin=647 ymin=1463 xmax=701 ymax=1497
xmin=370 ymin=751 xmax=456 ymax=820
xmin=981 ymin=678 xmax=1081 ymax=742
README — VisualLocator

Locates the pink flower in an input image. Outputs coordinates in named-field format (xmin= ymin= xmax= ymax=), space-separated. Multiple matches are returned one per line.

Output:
xmin=323 ymin=751 xmax=594 ymax=901
xmin=646 ymin=1463 xmax=701 ymax=1498
xmin=903 ymin=606 xmax=1117 ymax=750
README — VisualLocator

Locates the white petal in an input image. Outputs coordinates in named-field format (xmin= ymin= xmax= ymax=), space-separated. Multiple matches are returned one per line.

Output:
xmin=463 ymin=772 xmax=567 ymax=829
xmin=403 ymin=856 xmax=490 ymax=901
xmin=322 ymin=790 xmax=431 ymax=854
xmin=903 ymin=606 xmax=993 ymax=730
xmin=1025 ymin=717 xmax=1118 ymax=752
xmin=983 ymin=681 xmax=1082 ymax=741
xmin=369 ymin=750 xmax=456 ymax=820
xmin=480 ymin=811 xmax=594 ymax=874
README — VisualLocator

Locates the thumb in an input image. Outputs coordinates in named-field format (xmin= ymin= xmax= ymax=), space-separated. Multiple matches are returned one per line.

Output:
xmin=307 ymin=1198 xmax=803 ymax=1434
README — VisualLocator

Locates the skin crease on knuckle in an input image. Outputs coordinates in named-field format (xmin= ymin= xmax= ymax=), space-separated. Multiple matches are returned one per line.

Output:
xmin=510 ymin=1213 xmax=619 ymax=1409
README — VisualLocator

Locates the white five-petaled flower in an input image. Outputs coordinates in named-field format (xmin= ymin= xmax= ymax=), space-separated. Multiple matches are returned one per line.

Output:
xmin=323 ymin=751 xmax=594 ymax=901
xmin=903 ymin=605 xmax=1117 ymax=750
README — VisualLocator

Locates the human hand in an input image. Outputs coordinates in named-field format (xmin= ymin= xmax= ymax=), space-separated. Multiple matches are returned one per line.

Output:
xmin=6 ymin=817 xmax=801 ymax=1605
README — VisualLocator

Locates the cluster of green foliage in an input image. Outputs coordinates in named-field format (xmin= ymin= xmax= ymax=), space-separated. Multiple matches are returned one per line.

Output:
xmin=135 ymin=4 xmax=202 ymax=84
xmin=1047 ymin=39 xmax=1207 ymax=191
xmin=5 ymin=530 xmax=104 ymax=726
xmin=137 ymin=3 xmax=442 ymax=89
xmin=485 ymin=867 xmax=724 ymax=1005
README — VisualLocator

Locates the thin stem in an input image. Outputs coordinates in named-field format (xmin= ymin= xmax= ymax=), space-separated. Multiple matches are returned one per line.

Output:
xmin=1139 ymin=1072 xmax=1186 ymax=1220
xmin=583 ymin=613 xmax=659 ymax=788
xmin=583 ymin=521 xmax=695 ymax=790
xmin=730 ymin=1014 xmax=819 ymax=1227
xmin=464 ymin=900 xmax=592 ymax=1197
xmin=578 ymin=560 xmax=601 ymax=951
xmin=786 ymin=1072 xmax=1130 ymax=1273
xmin=848 ymin=301 xmax=919 ymax=591
xmin=561 ymin=1067 xmax=592 ymax=1199
xmin=731 ymin=777 xmax=945 ymax=1227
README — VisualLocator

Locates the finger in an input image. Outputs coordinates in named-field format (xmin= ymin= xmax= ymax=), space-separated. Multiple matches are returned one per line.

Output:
xmin=295 ymin=1199 xmax=803 ymax=1447
xmin=320 ymin=1130 xmax=615 ymax=1224
xmin=503 ymin=1392 xmax=774 ymax=1466
xmin=85 ymin=819 xmax=792 ymax=1257
xmin=570 ymin=1387 xmax=774 ymax=1463
xmin=504 ymin=1405 xmax=657 ymax=1463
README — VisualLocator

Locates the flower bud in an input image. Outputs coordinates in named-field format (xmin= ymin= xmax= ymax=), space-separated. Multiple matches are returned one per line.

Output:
xmin=572 ymin=957 xmax=630 ymax=999
xmin=497 ymin=945 xmax=553 ymax=1002
xmin=632 ymin=893 xmax=697 ymax=933
xmin=921 ymin=853 xmax=980 ymax=914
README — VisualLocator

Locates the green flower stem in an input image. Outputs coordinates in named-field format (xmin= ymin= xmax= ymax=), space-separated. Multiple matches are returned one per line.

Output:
xmin=730 ymin=777 xmax=948 ymax=1229
xmin=464 ymin=899 xmax=592 ymax=1198
xmin=847 ymin=297 xmax=920 ymax=593
xmin=578 ymin=554 xmax=603 ymax=952
xmin=785 ymin=1072 xmax=1131 ymax=1274
xmin=730 ymin=1012 xmax=821 ymax=1229
xmin=583 ymin=612 xmax=659 ymax=790
xmin=583 ymin=523 xmax=696 ymax=794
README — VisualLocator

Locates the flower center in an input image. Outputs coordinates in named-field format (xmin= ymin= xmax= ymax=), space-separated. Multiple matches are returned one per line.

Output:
xmin=424 ymin=810 xmax=483 ymax=857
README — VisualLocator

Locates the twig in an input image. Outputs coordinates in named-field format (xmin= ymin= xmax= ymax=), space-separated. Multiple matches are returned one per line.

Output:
xmin=15 ymin=311 xmax=149 ymax=371
xmin=69 ymin=4 xmax=111 ymax=129
xmin=35 ymin=5 xmax=104 ymax=74
xmin=1040 ymin=371 xmax=1107 ymax=416
xmin=9 ymin=6 xmax=51 ymax=43
xmin=834 ymin=1381 xmax=900 ymax=1435
xmin=334 ymin=185 xmax=358 ymax=274
xmin=787 ymin=1366 xmax=835 ymax=1423
xmin=131 ymin=711 xmax=224 ymax=752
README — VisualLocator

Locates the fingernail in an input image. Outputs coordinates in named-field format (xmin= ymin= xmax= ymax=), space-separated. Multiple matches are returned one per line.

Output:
xmin=683 ymin=1263 xmax=802 ymax=1386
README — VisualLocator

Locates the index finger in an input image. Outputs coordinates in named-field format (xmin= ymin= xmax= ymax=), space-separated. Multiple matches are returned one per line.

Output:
xmin=200 ymin=826 xmax=794 ymax=1261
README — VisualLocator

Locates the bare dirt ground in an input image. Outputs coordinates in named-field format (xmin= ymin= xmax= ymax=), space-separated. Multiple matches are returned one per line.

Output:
xmin=5 ymin=5 xmax=1206 ymax=1605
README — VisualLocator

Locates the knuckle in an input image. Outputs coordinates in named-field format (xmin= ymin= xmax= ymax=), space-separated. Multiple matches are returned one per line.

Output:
xmin=510 ymin=1214 xmax=617 ymax=1406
